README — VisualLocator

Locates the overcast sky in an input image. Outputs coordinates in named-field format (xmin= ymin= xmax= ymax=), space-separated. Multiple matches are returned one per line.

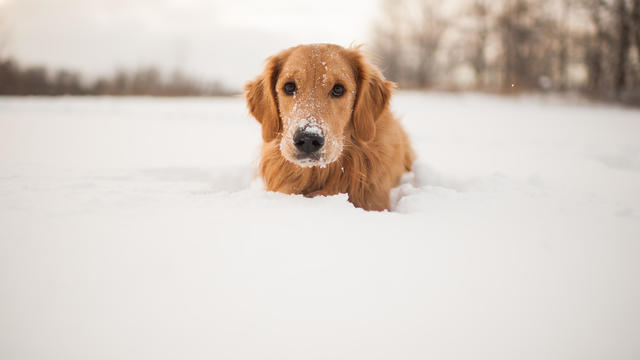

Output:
xmin=0 ymin=0 xmax=381 ymax=89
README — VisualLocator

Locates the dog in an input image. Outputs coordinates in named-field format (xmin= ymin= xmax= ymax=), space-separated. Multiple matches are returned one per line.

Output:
xmin=245 ymin=44 xmax=414 ymax=211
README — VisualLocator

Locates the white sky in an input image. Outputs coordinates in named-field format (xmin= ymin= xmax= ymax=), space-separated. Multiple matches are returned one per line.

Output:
xmin=0 ymin=0 xmax=380 ymax=89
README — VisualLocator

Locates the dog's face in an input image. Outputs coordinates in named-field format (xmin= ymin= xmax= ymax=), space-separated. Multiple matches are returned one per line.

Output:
xmin=274 ymin=45 xmax=356 ymax=167
xmin=246 ymin=44 xmax=392 ymax=168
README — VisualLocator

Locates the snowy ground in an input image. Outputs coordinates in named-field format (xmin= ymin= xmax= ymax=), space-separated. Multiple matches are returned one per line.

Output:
xmin=1 ymin=93 xmax=639 ymax=360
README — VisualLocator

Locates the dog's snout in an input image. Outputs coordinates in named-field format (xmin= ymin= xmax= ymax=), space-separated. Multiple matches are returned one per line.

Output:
xmin=293 ymin=128 xmax=325 ymax=154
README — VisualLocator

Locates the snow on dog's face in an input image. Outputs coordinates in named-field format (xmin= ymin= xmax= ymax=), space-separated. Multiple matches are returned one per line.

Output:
xmin=274 ymin=45 xmax=356 ymax=167
xmin=246 ymin=44 xmax=364 ymax=168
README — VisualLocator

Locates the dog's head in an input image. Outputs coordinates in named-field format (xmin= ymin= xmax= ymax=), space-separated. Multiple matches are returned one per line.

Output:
xmin=246 ymin=44 xmax=393 ymax=168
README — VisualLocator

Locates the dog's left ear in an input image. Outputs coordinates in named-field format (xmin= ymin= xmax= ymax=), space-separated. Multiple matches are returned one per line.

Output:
xmin=245 ymin=49 xmax=292 ymax=142
xmin=348 ymin=49 xmax=394 ymax=143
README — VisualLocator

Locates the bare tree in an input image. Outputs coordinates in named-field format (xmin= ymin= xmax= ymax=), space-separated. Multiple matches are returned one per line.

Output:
xmin=130 ymin=67 xmax=162 ymax=95
xmin=557 ymin=0 xmax=572 ymax=91
xmin=372 ymin=0 xmax=407 ymax=83
xmin=53 ymin=70 xmax=83 ymax=95
xmin=584 ymin=0 xmax=607 ymax=94
xmin=464 ymin=0 xmax=491 ymax=89
xmin=633 ymin=0 xmax=640 ymax=60
xmin=371 ymin=0 xmax=447 ymax=88
xmin=497 ymin=0 xmax=535 ymax=90
xmin=613 ymin=0 xmax=631 ymax=99
xmin=0 ymin=58 xmax=20 ymax=94
xmin=409 ymin=0 xmax=447 ymax=87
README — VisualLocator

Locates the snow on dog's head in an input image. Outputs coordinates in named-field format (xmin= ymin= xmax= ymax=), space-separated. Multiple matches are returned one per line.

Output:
xmin=246 ymin=44 xmax=378 ymax=168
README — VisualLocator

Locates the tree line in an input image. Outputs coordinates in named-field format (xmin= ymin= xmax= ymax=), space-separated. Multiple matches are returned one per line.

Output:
xmin=0 ymin=58 xmax=233 ymax=96
xmin=373 ymin=0 xmax=640 ymax=104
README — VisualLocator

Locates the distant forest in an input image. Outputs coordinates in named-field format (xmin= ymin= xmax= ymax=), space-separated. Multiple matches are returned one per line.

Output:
xmin=0 ymin=58 xmax=234 ymax=96
xmin=373 ymin=0 xmax=640 ymax=104
xmin=1 ymin=0 xmax=640 ymax=103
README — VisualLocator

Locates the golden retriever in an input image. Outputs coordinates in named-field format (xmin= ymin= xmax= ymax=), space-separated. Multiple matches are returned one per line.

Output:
xmin=245 ymin=44 xmax=414 ymax=211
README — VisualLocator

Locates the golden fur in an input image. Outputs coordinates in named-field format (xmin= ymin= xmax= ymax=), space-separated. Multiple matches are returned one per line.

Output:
xmin=245 ymin=44 xmax=414 ymax=211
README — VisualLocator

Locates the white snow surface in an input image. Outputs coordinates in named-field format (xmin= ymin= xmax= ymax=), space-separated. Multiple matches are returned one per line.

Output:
xmin=1 ymin=93 xmax=639 ymax=360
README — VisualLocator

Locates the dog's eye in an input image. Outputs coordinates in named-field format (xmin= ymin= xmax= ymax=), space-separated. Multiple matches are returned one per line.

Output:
xmin=283 ymin=82 xmax=297 ymax=96
xmin=331 ymin=84 xmax=345 ymax=98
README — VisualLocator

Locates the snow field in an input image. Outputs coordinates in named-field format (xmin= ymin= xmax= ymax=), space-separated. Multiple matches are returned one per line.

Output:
xmin=1 ymin=93 xmax=639 ymax=360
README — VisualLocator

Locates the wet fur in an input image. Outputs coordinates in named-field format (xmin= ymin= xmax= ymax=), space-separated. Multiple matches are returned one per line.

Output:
xmin=246 ymin=44 xmax=414 ymax=211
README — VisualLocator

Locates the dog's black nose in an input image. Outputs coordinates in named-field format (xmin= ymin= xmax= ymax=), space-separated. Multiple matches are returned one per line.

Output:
xmin=293 ymin=129 xmax=325 ymax=154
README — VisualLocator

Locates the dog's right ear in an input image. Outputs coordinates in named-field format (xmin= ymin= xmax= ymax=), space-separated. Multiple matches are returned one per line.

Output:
xmin=245 ymin=50 xmax=291 ymax=142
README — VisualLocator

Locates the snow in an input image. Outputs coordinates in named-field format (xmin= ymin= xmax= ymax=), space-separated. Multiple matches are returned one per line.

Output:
xmin=1 ymin=93 xmax=639 ymax=360
xmin=303 ymin=124 xmax=323 ymax=136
